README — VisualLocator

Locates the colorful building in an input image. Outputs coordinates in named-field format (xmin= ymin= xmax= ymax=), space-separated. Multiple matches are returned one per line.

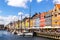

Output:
xmin=15 ymin=20 xmax=21 ymax=29
xmin=25 ymin=17 xmax=29 ymax=29
xmin=6 ymin=4 xmax=60 ymax=29
xmin=7 ymin=22 xmax=14 ymax=29
xmin=52 ymin=4 xmax=60 ymax=27
xmin=40 ymin=12 xmax=45 ymax=27
xmin=32 ymin=13 xmax=40 ymax=27
xmin=22 ymin=20 xmax=25 ymax=29
xmin=29 ymin=18 xmax=33 ymax=28
xmin=22 ymin=17 xmax=33 ymax=29
xmin=45 ymin=11 xmax=52 ymax=27
xmin=14 ymin=21 xmax=19 ymax=29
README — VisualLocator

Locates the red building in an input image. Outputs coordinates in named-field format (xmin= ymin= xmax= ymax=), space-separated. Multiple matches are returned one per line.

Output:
xmin=40 ymin=12 xmax=45 ymax=27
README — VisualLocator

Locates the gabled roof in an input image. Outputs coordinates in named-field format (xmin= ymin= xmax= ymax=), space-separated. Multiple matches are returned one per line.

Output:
xmin=41 ymin=12 xmax=47 ymax=15
xmin=55 ymin=4 xmax=60 ymax=8
xmin=32 ymin=13 xmax=38 ymax=18
xmin=32 ymin=13 xmax=40 ymax=19
xmin=23 ymin=17 xmax=29 ymax=21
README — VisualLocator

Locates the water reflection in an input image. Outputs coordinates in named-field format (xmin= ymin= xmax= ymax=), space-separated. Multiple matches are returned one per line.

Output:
xmin=0 ymin=30 xmax=54 ymax=40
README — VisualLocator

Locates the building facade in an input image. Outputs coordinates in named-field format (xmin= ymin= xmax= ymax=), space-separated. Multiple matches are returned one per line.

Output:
xmin=40 ymin=12 xmax=45 ymax=27
xmin=52 ymin=4 xmax=60 ymax=27
xmin=45 ymin=11 xmax=52 ymax=27
xmin=29 ymin=18 xmax=33 ymax=28
xmin=32 ymin=13 xmax=40 ymax=27
xmin=25 ymin=18 xmax=29 ymax=29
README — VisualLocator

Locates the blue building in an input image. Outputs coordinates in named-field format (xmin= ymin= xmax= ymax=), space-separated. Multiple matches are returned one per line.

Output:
xmin=32 ymin=13 xmax=40 ymax=27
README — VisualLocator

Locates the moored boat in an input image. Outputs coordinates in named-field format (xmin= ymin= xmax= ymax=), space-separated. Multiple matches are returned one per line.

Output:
xmin=24 ymin=32 xmax=33 ymax=37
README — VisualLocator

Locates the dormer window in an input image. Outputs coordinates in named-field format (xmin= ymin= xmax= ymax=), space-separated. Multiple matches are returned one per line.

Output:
xmin=55 ymin=9 xmax=56 ymax=11
xmin=59 ymin=8 xmax=60 ymax=10
xmin=58 ymin=13 xmax=60 ymax=15
xmin=55 ymin=14 xmax=57 ymax=17
xmin=55 ymin=22 xmax=57 ymax=23
xmin=52 ymin=15 xmax=53 ymax=16
xmin=44 ymin=16 xmax=45 ymax=18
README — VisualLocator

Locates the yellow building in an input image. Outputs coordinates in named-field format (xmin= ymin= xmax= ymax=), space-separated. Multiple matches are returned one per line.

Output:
xmin=23 ymin=17 xmax=33 ymax=29
xmin=14 ymin=22 xmax=18 ymax=29
xmin=22 ymin=21 xmax=25 ymax=29
xmin=25 ymin=18 xmax=29 ymax=29
xmin=29 ymin=18 xmax=33 ymax=28
xmin=52 ymin=4 xmax=60 ymax=27
xmin=14 ymin=20 xmax=21 ymax=29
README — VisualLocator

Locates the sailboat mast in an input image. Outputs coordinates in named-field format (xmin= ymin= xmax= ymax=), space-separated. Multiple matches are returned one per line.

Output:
xmin=29 ymin=3 xmax=31 ymax=28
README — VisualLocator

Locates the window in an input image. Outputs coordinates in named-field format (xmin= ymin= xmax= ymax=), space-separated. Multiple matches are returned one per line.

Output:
xmin=55 ymin=14 xmax=57 ymax=17
xmin=58 ymin=13 xmax=60 ymax=15
xmin=59 ymin=8 xmax=60 ymax=10
xmin=52 ymin=15 xmax=53 ymax=16
xmin=48 ymin=16 xmax=51 ymax=17
xmin=55 ymin=9 xmax=56 ymax=11
xmin=44 ymin=16 xmax=45 ymax=18
xmin=55 ymin=22 xmax=57 ymax=23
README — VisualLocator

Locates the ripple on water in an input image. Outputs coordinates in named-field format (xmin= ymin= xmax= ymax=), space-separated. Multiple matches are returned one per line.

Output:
xmin=0 ymin=31 xmax=54 ymax=40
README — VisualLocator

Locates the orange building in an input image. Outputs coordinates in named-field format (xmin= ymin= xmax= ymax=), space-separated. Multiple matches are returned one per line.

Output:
xmin=40 ymin=12 xmax=45 ymax=27
xmin=52 ymin=4 xmax=60 ymax=27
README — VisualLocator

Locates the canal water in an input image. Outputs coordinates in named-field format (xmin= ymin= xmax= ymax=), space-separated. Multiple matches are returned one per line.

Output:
xmin=0 ymin=30 xmax=55 ymax=40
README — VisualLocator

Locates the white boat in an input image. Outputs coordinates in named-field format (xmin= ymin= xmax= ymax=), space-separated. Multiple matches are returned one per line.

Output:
xmin=12 ymin=31 xmax=14 ymax=34
xmin=23 ymin=30 xmax=33 ymax=36
xmin=17 ymin=32 xmax=24 ymax=36
xmin=24 ymin=32 xmax=33 ymax=36
xmin=12 ymin=31 xmax=18 ymax=34
xmin=23 ymin=30 xmax=33 ymax=37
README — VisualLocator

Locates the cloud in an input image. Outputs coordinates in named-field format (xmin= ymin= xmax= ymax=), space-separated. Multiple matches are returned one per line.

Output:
xmin=0 ymin=11 xmax=30 ymax=25
xmin=0 ymin=15 xmax=18 ymax=25
xmin=30 ymin=0 xmax=32 ymax=2
xmin=18 ymin=12 xmax=29 ymax=17
xmin=37 ymin=0 xmax=42 ymax=3
xmin=25 ymin=14 xmax=29 ymax=17
xmin=18 ymin=12 xmax=23 ymax=16
xmin=18 ymin=12 xmax=29 ymax=20
xmin=5 ymin=0 xmax=32 ymax=8
xmin=53 ymin=0 xmax=60 ymax=4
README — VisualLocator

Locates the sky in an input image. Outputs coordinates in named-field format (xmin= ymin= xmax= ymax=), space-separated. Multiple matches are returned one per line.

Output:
xmin=0 ymin=0 xmax=59 ymax=25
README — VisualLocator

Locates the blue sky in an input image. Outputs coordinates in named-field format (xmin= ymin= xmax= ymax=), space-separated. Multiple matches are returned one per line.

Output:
xmin=0 ymin=0 xmax=54 ymax=16
xmin=0 ymin=0 xmax=59 ymax=25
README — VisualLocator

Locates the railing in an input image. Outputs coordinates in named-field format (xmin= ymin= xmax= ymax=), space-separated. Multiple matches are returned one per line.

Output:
xmin=36 ymin=31 xmax=60 ymax=39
